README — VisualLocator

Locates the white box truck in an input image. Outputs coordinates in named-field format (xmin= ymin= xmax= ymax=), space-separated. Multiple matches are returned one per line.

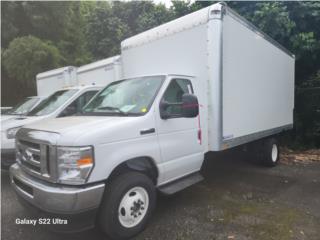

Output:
xmin=77 ymin=55 xmax=122 ymax=86
xmin=37 ymin=56 xmax=122 ymax=96
xmin=10 ymin=3 xmax=294 ymax=239
xmin=36 ymin=66 xmax=77 ymax=96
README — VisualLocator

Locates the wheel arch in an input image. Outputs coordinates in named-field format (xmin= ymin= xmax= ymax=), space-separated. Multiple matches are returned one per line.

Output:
xmin=108 ymin=156 xmax=159 ymax=185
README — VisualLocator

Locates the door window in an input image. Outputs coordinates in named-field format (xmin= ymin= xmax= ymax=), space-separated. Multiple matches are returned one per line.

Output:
xmin=59 ymin=90 xmax=98 ymax=117
xmin=161 ymin=78 xmax=194 ymax=117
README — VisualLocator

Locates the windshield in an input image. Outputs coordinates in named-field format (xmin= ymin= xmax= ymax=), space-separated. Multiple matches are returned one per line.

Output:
xmin=28 ymin=89 xmax=78 ymax=116
xmin=6 ymin=97 xmax=40 ymax=115
xmin=82 ymin=76 xmax=164 ymax=116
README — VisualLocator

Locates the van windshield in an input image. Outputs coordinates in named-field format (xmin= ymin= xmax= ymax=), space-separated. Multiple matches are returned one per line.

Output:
xmin=82 ymin=76 xmax=164 ymax=116
xmin=28 ymin=89 xmax=78 ymax=116
xmin=6 ymin=97 xmax=40 ymax=115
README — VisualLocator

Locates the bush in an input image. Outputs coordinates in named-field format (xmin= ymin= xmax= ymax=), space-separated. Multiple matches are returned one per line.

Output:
xmin=2 ymin=36 xmax=62 ymax=98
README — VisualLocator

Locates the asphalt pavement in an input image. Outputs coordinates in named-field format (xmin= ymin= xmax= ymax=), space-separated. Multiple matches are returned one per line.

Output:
xmin=2 ymin=149 xmax=320 ymax=240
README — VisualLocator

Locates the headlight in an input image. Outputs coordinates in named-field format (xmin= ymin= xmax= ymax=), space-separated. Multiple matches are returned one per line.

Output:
xmin=6 ymin=127 xmax=21 ymax=139
xmin=57 ymin=146 xmax=94 ymax=185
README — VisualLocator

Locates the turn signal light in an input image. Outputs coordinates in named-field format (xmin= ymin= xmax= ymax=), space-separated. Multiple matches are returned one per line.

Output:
xmin=77 ymin=157 xmax=93 ymax=166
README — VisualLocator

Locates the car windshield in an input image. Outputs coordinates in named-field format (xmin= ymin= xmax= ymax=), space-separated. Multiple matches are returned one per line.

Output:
xmin=28 ymin=89 xmax=78 ymax=116
xmin=82 ymin=76 xmax=164 ymax=116
xmin=6 ymin=97 xmax=40 ymax=115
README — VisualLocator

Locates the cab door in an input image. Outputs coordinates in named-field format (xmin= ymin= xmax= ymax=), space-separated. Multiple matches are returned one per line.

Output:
xmin=156 ymin=77 xmax=203 ymax=183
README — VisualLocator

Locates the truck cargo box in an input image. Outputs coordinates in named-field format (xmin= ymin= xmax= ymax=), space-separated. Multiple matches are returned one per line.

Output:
xmin=36 ymin=66 xmax=77 ymax=96
xmin=121 ymin=3 xmax=295 ymax=151
xmin=77 ymin=56 xmax=122 ymax=87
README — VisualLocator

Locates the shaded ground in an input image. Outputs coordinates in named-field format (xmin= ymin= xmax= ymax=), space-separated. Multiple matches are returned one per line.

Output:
xmin=1 ymin=148 xmax=320 ymax=240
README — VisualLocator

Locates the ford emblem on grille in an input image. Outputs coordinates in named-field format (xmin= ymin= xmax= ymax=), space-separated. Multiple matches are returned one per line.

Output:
xmin=22 ymin=149 xmax=34 ymax=162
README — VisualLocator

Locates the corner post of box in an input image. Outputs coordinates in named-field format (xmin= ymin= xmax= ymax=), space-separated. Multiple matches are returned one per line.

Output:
xmin=207 ymin=3 xmax=225 ymax=151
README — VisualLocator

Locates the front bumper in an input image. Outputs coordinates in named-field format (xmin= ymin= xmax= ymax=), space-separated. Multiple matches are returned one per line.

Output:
xmin=10 ymin=164 xmax=105 ymax=230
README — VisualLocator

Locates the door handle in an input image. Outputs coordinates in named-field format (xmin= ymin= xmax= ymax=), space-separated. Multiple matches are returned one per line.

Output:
xmin=140 ymin=128 xmax=156 ymax=135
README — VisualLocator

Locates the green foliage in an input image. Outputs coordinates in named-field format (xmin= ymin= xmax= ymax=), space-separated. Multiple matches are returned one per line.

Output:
xmin=251 ymin=3 xmax=295 ymax=44
xmin=136 ymin=4 xmax=175 ymax=33
xmin=171 ymin=1 xmax=194 ymax=17
xmin=2 ymin=36 xmax=62 ymax=95
xmin=86 ymin=1 xmax=174 ymax=60
xmin=86 ymin=3 xmax=129 ymax=60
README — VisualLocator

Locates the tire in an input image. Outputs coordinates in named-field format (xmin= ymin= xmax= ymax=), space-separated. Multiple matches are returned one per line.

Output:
xmin=99 ymin=171 xmax=156 ymax=240
xmin=260 ymin=138 xmax=280 ymax=167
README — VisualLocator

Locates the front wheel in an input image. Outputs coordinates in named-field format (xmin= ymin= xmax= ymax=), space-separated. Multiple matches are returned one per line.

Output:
xmin=99 ymin=171 xmax=156 ymax=240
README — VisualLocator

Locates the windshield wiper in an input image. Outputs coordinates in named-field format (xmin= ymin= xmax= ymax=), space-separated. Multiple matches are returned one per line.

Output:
xmin=97 ymin=106 xmax=128 ymax=115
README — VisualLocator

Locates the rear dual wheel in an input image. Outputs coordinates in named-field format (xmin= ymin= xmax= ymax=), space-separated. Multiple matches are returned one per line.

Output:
xmin=261 ymin=138 xmax=279 ymax=167
xmin=247 ymin=137 xmax=280 ymax=167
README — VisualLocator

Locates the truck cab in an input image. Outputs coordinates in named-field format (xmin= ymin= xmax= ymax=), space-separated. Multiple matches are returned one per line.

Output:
xmin=10 ymin=74 xmax=202 ymax=238
xmin=1 ymin=85 xmax=100 ymax=168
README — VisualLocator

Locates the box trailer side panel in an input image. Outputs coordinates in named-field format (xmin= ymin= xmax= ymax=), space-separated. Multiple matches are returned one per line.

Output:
xmin=77 ymin=56 xmax=122 ymax=87
xmin=121 ymin=11 xmax=211 ymax=151
xmin=77 ymin=66 xmax=116 ymax=86
xmin=221 ymin=11 xmax=295 ymax=148
xmin=36 ymin=67 xmax=77 ymax=96
xmin=36 ymin=73 xmax=64 ymax=96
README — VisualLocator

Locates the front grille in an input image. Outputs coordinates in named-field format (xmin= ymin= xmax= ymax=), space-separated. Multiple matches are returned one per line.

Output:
xmin=16 ymin=139 xmax=54 ymax=181
xmin=19 ymin=140 xmax=40 ymax=150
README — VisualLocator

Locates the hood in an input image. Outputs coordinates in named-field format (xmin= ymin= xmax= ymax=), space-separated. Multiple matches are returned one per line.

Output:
xmin=1 ymin=116 xmax=45 ymax=132
xmin=23 ymin=115 xmax=154 ymax=146
xmin=1 ymin=115 xmax=16 ymax=123
xmin=25 ymin=116 xmax=117 ymax=133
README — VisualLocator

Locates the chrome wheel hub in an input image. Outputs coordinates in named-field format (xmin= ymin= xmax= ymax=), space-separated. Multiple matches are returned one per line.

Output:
xmin=271 ymin=144 xmax=278 ymax=162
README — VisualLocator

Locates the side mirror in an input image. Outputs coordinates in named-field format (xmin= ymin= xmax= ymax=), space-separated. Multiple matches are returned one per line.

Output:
xmin=159 ymin=100 xmax=170 ymax=119
xmin=182 ymin=93 xmax=199 ymax=118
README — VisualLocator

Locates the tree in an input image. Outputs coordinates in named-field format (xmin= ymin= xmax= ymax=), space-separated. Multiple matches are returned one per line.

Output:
xmin=2 ymin=36 xmax=62 ymax=97
xmin=136 ymin=4 xmax=175 ymax=33
xmin=86 ymin=3 xmax=130 ymax=60
xmin=1 ymin=1 xmax=92 ymax=65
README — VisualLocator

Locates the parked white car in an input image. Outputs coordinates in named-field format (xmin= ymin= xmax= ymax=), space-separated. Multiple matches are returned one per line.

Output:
xmin=10 ymin=3 xmax=294 ymax=239
xmin=1 ymin=85 xmax=100 ymax=168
